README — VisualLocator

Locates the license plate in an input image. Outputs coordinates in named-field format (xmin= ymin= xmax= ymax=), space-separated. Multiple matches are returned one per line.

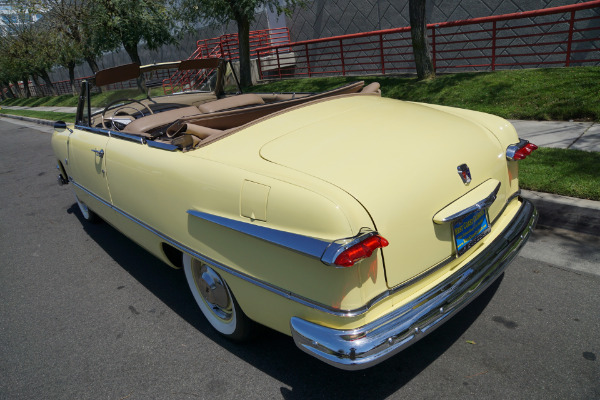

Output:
xmin=453 ymin=208 xmax=490 ymax=256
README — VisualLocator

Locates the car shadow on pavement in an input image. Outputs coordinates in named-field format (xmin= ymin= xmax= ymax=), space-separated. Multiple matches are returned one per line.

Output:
xmin=70 ymin=203 xmax=501 ymax=399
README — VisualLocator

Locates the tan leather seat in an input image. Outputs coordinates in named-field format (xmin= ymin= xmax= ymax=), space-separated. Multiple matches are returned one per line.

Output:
xmin=124 ymin=83 xmax=367 ymax=135
xmin=167 ymin=123 xmax=223 ymax=140
xmin=197 ymin=93 xmax=265 ymax=113
xmin=361 ymin=82 xmax=381 ymax=94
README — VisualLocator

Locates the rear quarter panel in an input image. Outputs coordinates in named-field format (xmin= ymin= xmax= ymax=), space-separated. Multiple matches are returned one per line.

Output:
xmin=102 ymin=139 xmax=389 ymax=333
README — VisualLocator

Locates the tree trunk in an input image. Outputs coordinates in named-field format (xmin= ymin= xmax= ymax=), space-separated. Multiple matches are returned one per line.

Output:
xmin=85 ymin=56 xmax=100 ymax=74
xmin=21 ymin=77 xmax=32 ymax=98
xmin=12 ymin=81 xmax=22 ymax=98
xmin=124 ymin=43 xmax=147 ymax=93
xmin=85 ymin=57 xmax=102 ymax=93
xmin=68 ymin=62 xmax=77 ymax=96
xmin=39 ymin=70 xmax=58 ymax=96
xmin=6 ymin=82 xmax=18 ymax=98
xmin=124 ymin=43 xmax=142 ymax=65
xmin=31 ymin=74 xmax=43 ymax=97
xmin=237 ymin=17 xmax=252 ymax=88
xmin=409 ymin=0 xmax=435 ymax=80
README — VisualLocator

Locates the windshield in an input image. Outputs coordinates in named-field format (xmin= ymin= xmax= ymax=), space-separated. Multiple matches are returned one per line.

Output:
xmin=78 ymin=58 xmax=239 ymax=129
xmin=91 ymin=63 xmax=220 ymax=107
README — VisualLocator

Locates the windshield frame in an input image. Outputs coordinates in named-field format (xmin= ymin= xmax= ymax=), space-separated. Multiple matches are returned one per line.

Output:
xmin=75 ymin=58 xmax=235 ymax=129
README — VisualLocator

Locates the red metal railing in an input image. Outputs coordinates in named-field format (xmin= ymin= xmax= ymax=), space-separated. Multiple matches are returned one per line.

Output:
xmin=162 ymin=27 xmax=291 ymax=94
xmin=256 ymin=1 xmax=600 ymax=79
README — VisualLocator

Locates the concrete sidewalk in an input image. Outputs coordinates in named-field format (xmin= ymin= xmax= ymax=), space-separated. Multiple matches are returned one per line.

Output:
xmin=510 ymin=120 xmax=600 ymax=153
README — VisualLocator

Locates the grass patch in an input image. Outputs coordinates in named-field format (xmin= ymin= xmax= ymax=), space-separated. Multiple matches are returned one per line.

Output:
xmin=1 ymin=87 xmax=177 ymax=109
xmin=0 ymin=93 xmax=79 ymax=107
xmin=0 ymin=109 xmax=76 ymax=123
xmin=248 ymin=67 xmax=600 ymax=121
xmin=519 ymin=147 xmax=600 ymax=200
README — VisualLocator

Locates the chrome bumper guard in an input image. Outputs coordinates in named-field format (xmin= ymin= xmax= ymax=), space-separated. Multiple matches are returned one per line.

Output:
xmin=290 ymin=198 xmax=538 ymax=370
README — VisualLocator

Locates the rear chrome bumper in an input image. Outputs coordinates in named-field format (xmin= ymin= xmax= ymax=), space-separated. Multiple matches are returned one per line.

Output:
xmin=290 ymin=198 xmax=538 ymax=370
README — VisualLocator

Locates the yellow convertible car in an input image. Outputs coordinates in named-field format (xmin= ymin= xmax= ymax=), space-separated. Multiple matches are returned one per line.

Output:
xmin=52 ymin=58 xmax=538 ymax=370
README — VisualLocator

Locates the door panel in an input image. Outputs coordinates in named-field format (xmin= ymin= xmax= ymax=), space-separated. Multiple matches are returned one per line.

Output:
xmin=68 ymin=128 xmax=111 ymax=203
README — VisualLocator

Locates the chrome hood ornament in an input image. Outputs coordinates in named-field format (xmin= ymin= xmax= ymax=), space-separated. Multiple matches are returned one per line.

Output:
xmin=457 ymin=164 xmax=471 ymax=184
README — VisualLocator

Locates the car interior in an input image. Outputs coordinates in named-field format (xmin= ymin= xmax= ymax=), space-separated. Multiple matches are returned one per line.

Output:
xmin=82 ymin=58 xmax=381 ymax=151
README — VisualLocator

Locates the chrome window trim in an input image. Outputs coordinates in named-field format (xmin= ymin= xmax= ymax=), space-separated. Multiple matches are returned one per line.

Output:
xmin=111 ymin=130 xmax=147 ymax=143
xmin=74 ymin=125 xmax=178 ymax=151
xmin=75 ymin=125 xmax=111 ymax=137
xmin=146 ymin=140 xmax=178 ymax=151
xmin=75 ymin=125 xmax=143 ymax=143
xmin=69 ymin=178 xmax=524 ymax=318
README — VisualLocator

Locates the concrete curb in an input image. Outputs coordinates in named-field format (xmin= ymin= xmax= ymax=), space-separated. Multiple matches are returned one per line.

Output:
xmin=522 ymin=190 xmax=600 ymax=236
xmin=2 ymin=113 xmax=598 ymax=236
xmin=0 ymin=113 xmax=57 ymax=126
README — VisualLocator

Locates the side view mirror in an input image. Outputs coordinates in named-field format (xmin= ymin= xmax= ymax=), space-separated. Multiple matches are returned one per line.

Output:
xmin=54 ymin=121 xmax=73 ymax=133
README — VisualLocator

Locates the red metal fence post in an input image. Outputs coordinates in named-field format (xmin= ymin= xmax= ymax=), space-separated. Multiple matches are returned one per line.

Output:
xmin=379 ymin=33 xmax=386 ymax=74
xmin=491 ymin=20 xmax=497 ymax=71
xmin=566 ymin=10 xmax=576 ymax=67
xmin=257 ymin=51 xmax=263 ymax=80
xmin=340 ymin=39 xmax=346 ymax=75
xmin=276 ymin=48 xmax=281 ymax=79
xmin=305 ymin=44 xmax=311 ymax=77
xmin=431 ymin=25 xmax=437 ymax=71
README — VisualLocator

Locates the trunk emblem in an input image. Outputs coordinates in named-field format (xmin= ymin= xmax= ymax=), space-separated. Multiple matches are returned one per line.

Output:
xmin=457 ymin=164 xmax=472 ymax=184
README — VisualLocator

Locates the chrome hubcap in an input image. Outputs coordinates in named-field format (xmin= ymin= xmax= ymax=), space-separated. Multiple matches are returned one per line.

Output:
xmin=74 ymin=195 xmax=90 ymax=219
xmin=194 ymin=263 xmax=233 ymax=321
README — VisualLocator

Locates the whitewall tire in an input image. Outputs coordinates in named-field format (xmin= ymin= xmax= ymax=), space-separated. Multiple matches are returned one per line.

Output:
xmin=183 ymin=254 xmax=254 ymax=340
xmin=74 ymin=194 xmax=99 ymax=223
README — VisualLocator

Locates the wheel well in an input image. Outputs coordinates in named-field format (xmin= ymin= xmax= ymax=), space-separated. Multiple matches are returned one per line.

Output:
xmin=161 ymin=243 xmax=183 ymax=269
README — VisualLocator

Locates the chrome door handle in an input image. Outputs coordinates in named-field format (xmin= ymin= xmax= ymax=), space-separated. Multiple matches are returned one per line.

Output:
xmin=91 ymin=149 xmax=104 ymax=158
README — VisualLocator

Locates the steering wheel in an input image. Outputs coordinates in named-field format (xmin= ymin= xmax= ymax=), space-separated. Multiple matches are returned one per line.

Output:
xmin=101 ymin=98 xmax=154 ymax=130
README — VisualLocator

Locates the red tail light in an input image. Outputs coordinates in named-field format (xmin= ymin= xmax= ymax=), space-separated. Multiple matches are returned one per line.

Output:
xmin=506 ymin=139 xmax=538 ymax=161
xmin=334 ymin=235 xmax=389 ymax=267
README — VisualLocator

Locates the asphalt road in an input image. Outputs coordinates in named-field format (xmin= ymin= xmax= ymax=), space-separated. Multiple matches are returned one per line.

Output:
xmin=1 ymin=119 xmax=599 ymax=399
